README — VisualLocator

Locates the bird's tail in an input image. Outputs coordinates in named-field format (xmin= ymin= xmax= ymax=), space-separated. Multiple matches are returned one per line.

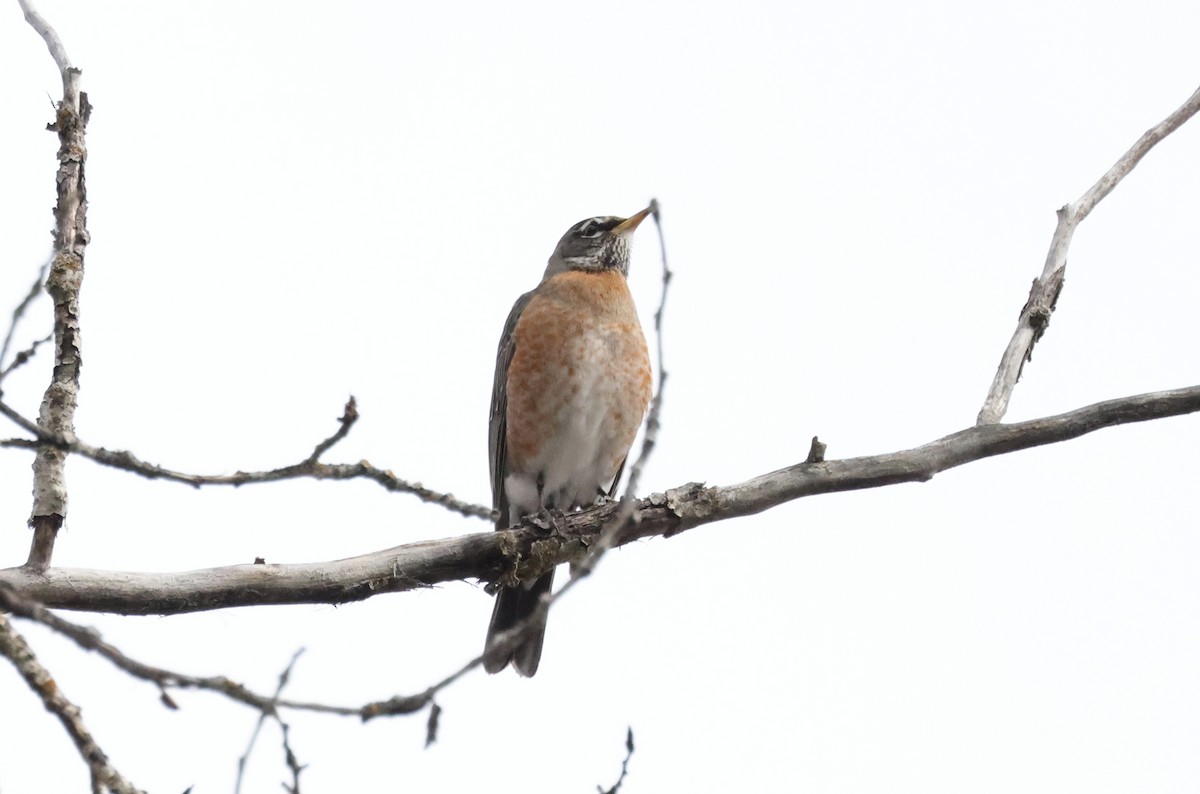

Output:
xmin=483 ymin=570 xmax=555 ymax=677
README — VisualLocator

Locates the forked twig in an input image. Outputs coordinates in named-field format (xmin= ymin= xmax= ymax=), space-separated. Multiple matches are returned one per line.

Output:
xmin=978 ymin=83 xmax=1200 ymax=424
xmin=0 ymin=397 xmax=492 ymax=520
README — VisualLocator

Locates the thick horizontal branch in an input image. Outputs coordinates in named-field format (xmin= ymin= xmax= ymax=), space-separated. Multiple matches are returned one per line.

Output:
xmin=2 ymin=384 xmax=1197 ymax=615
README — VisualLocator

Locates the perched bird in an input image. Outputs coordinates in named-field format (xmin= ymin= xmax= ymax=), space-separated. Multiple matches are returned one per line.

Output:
xmin=484 ymin=208 xmax=654 ymax=676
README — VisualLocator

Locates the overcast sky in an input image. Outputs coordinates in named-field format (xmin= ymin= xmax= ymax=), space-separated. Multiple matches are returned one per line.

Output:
xmin=2 ymin=1 xmax=1200 ymax=792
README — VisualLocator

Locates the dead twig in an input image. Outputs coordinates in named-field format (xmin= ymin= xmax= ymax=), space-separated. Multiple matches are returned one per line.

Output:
xmin=0 ymin=611 xmax=143 ymax=793
xmin=0 ymin=397 xmax=491 ymax=521
xmin=0 ymin=262 xmax=50 ymax=388
xmin=234 ymin=649 xmax=307 ymax=794
xmin=0 ymin=585 xmax=358 ymax=717
xmin=978 ymin=82 xmax=1200 ymax=425
xmin=0 ymin=332 xmax=53 ymax=387
xmin=598 ymin=728 xmax=635 ymax=794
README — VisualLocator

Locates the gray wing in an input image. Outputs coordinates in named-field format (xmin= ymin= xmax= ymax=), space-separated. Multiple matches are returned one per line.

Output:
xmin=489 ymin=289 xmax=537 ymax=532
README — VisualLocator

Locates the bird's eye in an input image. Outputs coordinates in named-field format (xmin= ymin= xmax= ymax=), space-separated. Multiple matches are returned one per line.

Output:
xmin=577 ymin=220 xmax=602 ymax=239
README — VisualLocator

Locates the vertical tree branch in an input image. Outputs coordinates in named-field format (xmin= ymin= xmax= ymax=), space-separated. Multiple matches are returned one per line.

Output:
xmin=0 ymin=613 xmax=142 ymax=793
xmin=19 ymin=0 xmax=91 ymax=570
xmin=977 ymin=83 xmax=1200 ymax=425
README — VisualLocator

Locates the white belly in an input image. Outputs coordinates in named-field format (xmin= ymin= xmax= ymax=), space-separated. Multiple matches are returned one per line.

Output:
xmin=505 ymin=333 xmax=635 ymax=521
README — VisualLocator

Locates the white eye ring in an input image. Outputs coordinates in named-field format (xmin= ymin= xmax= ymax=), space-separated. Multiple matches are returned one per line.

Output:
xmin=578 ymin=220 xmax=602 ymax=239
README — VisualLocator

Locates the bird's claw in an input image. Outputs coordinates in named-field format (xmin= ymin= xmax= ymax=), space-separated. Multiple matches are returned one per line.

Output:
xmin=528 ymin=506 xmax=563 ymax=533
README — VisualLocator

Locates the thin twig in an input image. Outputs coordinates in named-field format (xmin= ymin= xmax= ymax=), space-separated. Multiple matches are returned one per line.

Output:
xmin=235 ymin=649 xmax=306 ymax=794
xmin=621 ymin=197 xmax=672 ymax=514
xmin=0 ymin=332 xmax=53 ymax=386
xmin=0 ymin=260 xmax=50 ymax=383
xmin=0 ymin=585 xmax=358 ymax=717
xmin=0 ymin=612 xmax=142 ymax=794
xmin=305 ymin=397 xmax=358 ymax=464
xmin=598 ymin=727 xmax=635 ymax=794
xmin=424 ymin=702 xmax=442 ymax=748
xmin=566 ymin=197 xmax=672 ymax=581
xmin=0 ymin=398 xmax=492 ymax=521
xmin=978 ymin=82 xmax=1200 ymax=425
xmin=361 ymin=655 xmax=478 ymax=722
xmin=279 ymin=719 xmax=305 ymax=794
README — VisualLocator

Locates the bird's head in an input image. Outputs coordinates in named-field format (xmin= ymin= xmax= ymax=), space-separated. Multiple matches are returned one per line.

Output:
xmin=543 ymin=207 xmax=652 ymax=279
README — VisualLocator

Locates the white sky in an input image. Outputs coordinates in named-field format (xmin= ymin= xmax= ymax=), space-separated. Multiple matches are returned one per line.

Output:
xmin=2 ymin=1 xmax=1199 ymax=791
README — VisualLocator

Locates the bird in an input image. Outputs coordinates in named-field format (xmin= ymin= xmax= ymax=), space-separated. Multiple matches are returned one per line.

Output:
xmin=484 ymin=207 xmax=654 ymax=676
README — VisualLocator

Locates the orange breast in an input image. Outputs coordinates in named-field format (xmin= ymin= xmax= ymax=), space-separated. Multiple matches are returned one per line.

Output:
xmin=505 ymin=270 xmax=652 ymax=494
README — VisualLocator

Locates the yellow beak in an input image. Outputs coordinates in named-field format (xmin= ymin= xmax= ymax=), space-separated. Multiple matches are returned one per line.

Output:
xmin=612 ymin=206 xmax=653 ymax=235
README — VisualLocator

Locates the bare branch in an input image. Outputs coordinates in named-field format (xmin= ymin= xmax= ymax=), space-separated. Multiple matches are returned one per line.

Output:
xmin=0 ymin=332 xmax=53 ymax=386
xmin=0 ymin=261 xmax=50 ymax=385
xmin=0 ymin=399 xmax=492 ymax=521
xmin=20 ymin=0 xmax=91 ymax=570
xmin=278 ymin=719 xmax=305 ymax=793
xmin=0 ymin=612 xmax=142 ymax=793
xmin=4 ymin=384 xmax=1198 ymax=615
xmin=598 ymin=728 xmax=635 ymax=794
xmin=620 ymin=197 xmax=672 ymax=510
xmin=304 ymin=397 xmax=357 ymax=463
xmin=570 ymin=197 xmax=672 ymax=582
xmin=361 ymin=656 xmax=474 ymax=722
xmin=0 ymin=581 xmax=481 ymax=736
xmin=16 ymin=0 xmax=72 ymax=75
xmin=235 ymin=649 xmax=306 ymax=794
xmin=0 ymin=584 xmax=359 ymax=717
xmin=978 ymin=83 xmax=1200 ymax=425
xmin=424 ymin=702 xmax=442 ymax=748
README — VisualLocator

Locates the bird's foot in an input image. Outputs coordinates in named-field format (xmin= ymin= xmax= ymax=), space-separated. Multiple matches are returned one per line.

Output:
xmin=528 ymin=506 xmax=564 ymax=533
xmin=592 ymin=492 xmax=618 ymax=508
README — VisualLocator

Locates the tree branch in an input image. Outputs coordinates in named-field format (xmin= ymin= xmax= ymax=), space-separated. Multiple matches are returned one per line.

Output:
xmin=21 ymin=0 xmax=91 ymax=571
xmin=0 ymin=612 xmax=142 ymax=793
xmin=0 ymin=582 xmax=456 ymax=726
xmin=598 ymin=728 xmax=635 ymax=794
xmin=621 ymin=196 xmax=672 ymax=507
xmin=0 ymin=332 xmax=53 ymax=386
xmin=0 ymin=398 xmax=492 ymax=521
xmin=977 ymin=82 xmax=1200 ymax=425
xmin=0 ymin=583 xmax=364 ymax=717
xmin=0 ymin=261 xmax=50 ymax=388
xmin=16 ymin=0 xmax=72 ymax=75
xmin=234 ymin=649 xmax=307 ymax=794
xmin=3 ymin=384 xmax=1197 ymax=615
